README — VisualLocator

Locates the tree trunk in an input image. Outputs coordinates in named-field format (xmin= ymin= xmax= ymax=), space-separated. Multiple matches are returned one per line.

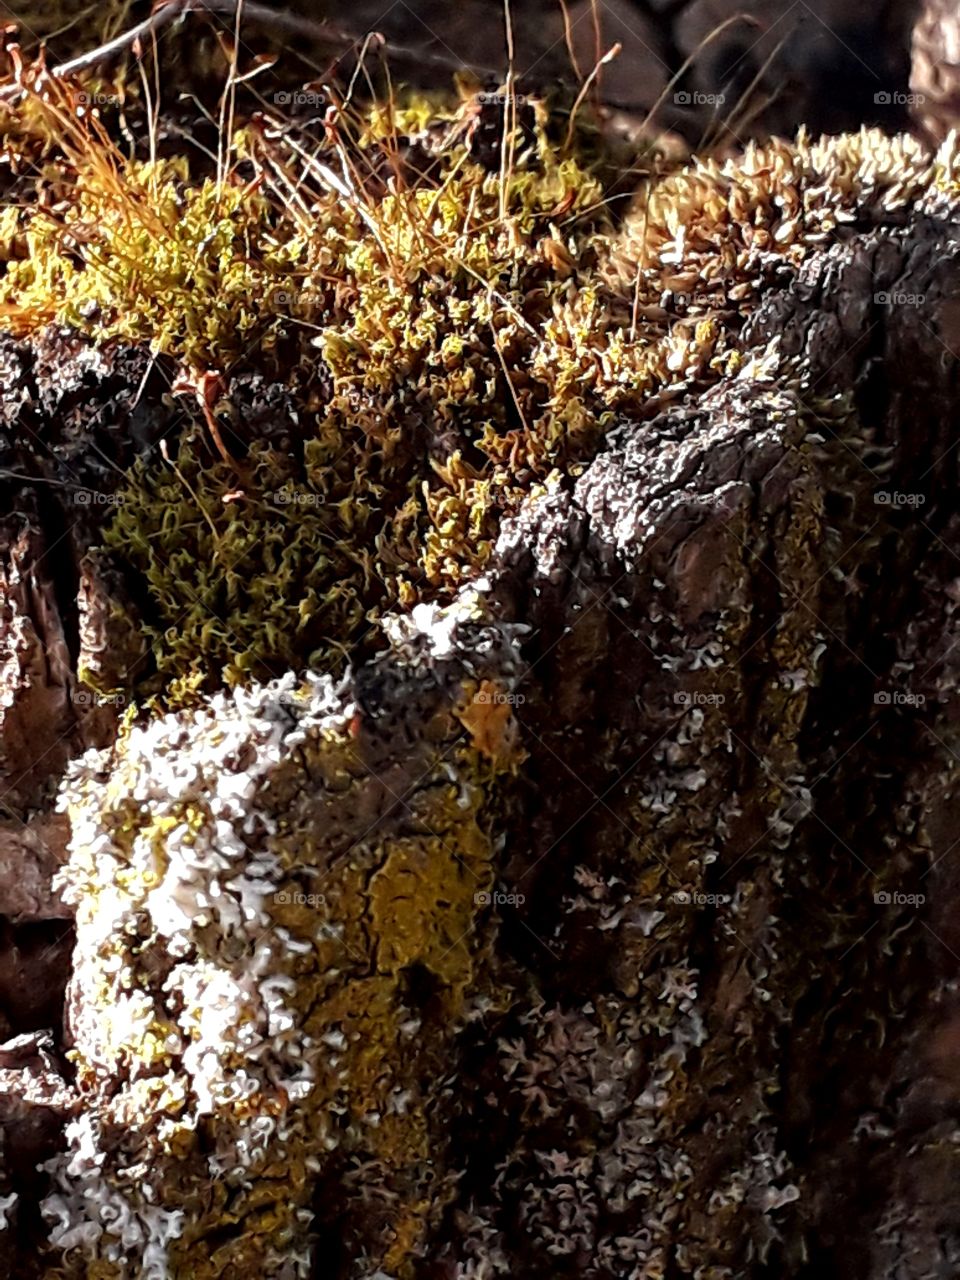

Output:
xmin=1 ymin=1 xmax=960 ymax=1273
xmin=1 ymin=158 xmax=959 ymax=1279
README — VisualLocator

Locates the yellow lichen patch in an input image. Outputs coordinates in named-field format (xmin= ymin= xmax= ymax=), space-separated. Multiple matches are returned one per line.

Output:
xmin=258 ymin=700 xmax=503 ymax=1273
xmin=368 ymin=831 xmax=489 ymax=984
xmin=51 ymin=661 xmax=516 ymax=1276
xmin=455 ymin=679 xmax=527 ymax=770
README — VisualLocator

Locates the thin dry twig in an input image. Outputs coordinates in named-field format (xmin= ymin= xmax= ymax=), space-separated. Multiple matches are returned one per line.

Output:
xmin=0 ymin=0 xmax=495 ymax=102
xmin=499 ymin=0 xmax=518 ymax=225
xmin=557 ymin=0 xmax=583 ymax=82
xmin=700 ymin=24 xmax=789 ymax=151
xmin=639 ymin=12 xmax=762 ymax=136
xmin=564 ymin=41 xmax=622 ymax=151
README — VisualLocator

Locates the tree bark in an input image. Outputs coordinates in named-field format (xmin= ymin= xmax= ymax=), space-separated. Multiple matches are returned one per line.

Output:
xmin=0 ymin=153 xmax=959 ymax=1278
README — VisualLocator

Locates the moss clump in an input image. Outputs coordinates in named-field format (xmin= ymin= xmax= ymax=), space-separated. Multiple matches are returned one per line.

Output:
xmin=609 ymin=127 xmax=953 ymax=322
xmin=0 ymin=144 xmax=301 ymax=369
xmin=0 ymin=78 xmax=654 ymax=698
xmin=2 ymin=63 xmax=958 ymax=712
xmin=103 ymin=433 xmax=367 ymax=699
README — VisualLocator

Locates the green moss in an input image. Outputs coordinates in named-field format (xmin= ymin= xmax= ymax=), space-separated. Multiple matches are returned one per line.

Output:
xmin=2 ymin=68 xmax=943 ymax=714
xmin=0 ymin=147 xmax=302 ymax=369
xmin=0 ymin=84 xmax=660 ymax=700
xmin=103 ymin=432 xmax=369 ymax=696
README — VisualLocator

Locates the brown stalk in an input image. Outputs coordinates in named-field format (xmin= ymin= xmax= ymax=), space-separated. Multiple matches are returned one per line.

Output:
xmin=0 ymin=0 xmax=496 ymax=102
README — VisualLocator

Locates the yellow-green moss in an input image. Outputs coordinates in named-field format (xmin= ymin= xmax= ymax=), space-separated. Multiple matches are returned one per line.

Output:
xmin=4 ymin=74 xmax=954 ymax=711
xmin=0 ymin=150 xmax=302 ymax=368
xmin=0 ymin=84 xmax=658 ymax=699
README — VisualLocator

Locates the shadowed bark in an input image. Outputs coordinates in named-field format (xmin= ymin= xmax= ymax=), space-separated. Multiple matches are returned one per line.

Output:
xmin=0 ymin=159 xmax=958 ymax=1278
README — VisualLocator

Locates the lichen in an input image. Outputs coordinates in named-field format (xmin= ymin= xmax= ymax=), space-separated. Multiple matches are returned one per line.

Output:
xmin=2 ymin=29 xmax=960 ymax=1278
xmin=48 ymin=600 xmax=524 ymax=1277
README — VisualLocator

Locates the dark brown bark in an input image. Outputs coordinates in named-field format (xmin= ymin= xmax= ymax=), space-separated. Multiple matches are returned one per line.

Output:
xmin=0 ymin=170 xmax=958 ymax=1278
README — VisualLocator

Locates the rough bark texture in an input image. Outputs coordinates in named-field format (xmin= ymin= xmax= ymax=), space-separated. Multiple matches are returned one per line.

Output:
xmin=0 ymin=160 xmax=959 ymax=1277
xmin=913 ymin=0 xmax=960 ymax=141
xmin=1 ymin=3 xmax=960 ymax=1279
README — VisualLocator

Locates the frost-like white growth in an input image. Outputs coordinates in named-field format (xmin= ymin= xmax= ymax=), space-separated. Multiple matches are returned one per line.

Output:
xmin=382 ymin=588 xmax=491 ymax=662
xmin=0 ymin=1191 xmax=17 ymax=1230
xmin=42 ymin=1115 xmax=185 ymax=1276
xmin=47 ymin=673 xmax=351 ymax=1273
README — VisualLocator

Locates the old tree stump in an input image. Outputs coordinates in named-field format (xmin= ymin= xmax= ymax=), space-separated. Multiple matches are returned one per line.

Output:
xmin=1 ymin=3 xmax=960 ymax=1278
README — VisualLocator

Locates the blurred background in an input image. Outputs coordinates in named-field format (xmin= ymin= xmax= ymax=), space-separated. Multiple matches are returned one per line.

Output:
xmin=3 ymin=0 xmax=958 ymax=145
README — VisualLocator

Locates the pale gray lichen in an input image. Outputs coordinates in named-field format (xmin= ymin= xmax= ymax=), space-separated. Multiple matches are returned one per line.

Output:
xmin=43 ymin=593 xmax=526 ymax=1278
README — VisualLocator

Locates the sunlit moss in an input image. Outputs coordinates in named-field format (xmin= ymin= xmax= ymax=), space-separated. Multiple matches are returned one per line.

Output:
xmin=0 ymin=84 xmax=658 ymax=698
xmin=4 ymin=77 xmax=952 ymax=708
xmin=0 ymin=151 xmax=303 ymax=368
